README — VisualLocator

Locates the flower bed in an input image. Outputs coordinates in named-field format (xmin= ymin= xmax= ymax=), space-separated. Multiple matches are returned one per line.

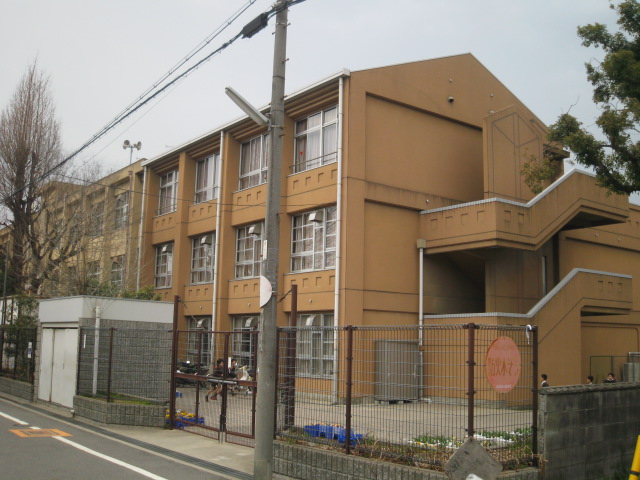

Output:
xmin=165 ymin=409 xmax=205 ymax=429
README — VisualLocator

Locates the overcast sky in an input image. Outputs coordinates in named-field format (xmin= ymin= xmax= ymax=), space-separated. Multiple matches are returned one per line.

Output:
xmin=0 ymin=0 xmax=619 ymax=177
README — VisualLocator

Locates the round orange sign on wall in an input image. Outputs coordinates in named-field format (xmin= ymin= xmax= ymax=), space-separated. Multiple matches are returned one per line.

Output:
xmin=485 ymin=336 xmax=521 ymax=393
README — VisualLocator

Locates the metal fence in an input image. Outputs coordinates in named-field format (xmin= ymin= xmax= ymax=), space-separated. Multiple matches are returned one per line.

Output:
xmin=77 ymin=327 xmax=172 ymax=403
xmin=276 ymin=323 xmax=537 ymax=471
xmin=170 ymin=329 xmax=258 ymax=446
xmin=0 ymin=326 xmax=37 ymax=383
xmin=590 ymin=354 xmax=640 ymax=383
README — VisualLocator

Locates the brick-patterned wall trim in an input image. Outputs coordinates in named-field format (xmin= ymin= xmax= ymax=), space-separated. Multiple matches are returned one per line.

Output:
xmin=0 ymin=376 xmax=34 ymax=402
xmin=539 ymin=383 xmax=640 ymax=480
xmin=73 ymin=395 xmax=166 ymax=427
xmin=273 ymin=441 xmax=539 ymax=480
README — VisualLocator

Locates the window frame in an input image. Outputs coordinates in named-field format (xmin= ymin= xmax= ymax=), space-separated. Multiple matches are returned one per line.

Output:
xmin=154 ymin=242 xmax=173 ymax=288
xmin=231 ymin=315 xmax=258 ymax=369
xmin=194 ymin=154 xmax=220 ymax=204
xmin=187 ymin=316 xmax=212 ymax=366
xmin=114 ymin=191 xmax=129 ymax=230
xmin=235 ymin=224 xmax=263 ymax=279
xmin=87 ymin=201 xmax=105 ymax=237
xmin=110 ymin=255 xmax=125 ymax=290
xmin=294 ymin=106 xmax=338 ymax=173
xmin=291 ymin=206 xmax=337 ymax=272
xmin=238 ymin=134 xmax=269 ymax=190
xmin=158 ymin=170 xmax=179 ymax=216
xmin=296 ymin=313 xmax=334 ymax=378
xmin=190 ymin=233 xmax=215 ymax=284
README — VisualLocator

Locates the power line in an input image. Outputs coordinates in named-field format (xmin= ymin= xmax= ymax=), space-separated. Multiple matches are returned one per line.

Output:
xmin=3 ymin=0 xmax=270 ymax=205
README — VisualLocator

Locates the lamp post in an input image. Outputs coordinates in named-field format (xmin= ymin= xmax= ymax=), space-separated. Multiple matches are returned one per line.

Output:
xmin=122 ymin=140 xmax=142 ymax=164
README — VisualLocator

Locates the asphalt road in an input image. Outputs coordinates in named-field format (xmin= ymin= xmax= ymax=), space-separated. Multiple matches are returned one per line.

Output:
xmin=0 ymin=398 xmax=233 ymax=480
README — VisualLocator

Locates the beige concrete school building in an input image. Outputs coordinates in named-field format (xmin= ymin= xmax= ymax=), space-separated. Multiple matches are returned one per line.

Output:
xmin=130 ymin=54 xmax=639 ymax=386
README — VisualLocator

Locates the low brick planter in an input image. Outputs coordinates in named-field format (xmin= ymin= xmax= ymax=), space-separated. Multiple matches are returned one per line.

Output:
xmin=273 ymin=441 xmax=538 ymax=480
xmin=73 ymin=395 xmax=165 ymax=427
xmin=0 ymin=376 xmax=34 ymax=402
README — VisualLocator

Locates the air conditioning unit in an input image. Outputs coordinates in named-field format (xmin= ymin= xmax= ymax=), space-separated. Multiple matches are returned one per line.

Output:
xmin=200 ymin=234 xmax=213 ymax=245
xmin=248 ymin=224 xmax=262 ymax=235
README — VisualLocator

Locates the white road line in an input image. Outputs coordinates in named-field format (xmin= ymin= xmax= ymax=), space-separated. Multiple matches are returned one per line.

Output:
xmin=0 ymin=411 xmax=29 ymax=425
xmin=1 ymin=411 xmax=168 ymax=480
xmin=52 ymin=436 xmax=169 ymax=480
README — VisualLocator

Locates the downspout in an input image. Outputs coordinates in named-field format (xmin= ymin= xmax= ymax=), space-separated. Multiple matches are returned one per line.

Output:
xmin=332 ymin=76 xmax=345 ymax=403
xmin=135 ymin=166 xmax=148 ymax=290
xmin=124 ymin=170 xmax=133 ymax=288
xmin=212 ymin=132 xmax=225 ymax=362
xmin=417 ymin=239 xmax=426 ymax=398
xmin=92 ymin=305 xmax=101 ymax=396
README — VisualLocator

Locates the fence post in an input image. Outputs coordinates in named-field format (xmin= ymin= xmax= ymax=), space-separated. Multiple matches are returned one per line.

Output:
xmin=106 ymin=328 xmax=115 ymax=402
xmin=13 ymin=328 xmax=20 ymax=379
xmin=169 ymin=295 xmax=180 ymax=430
xmin=345 ymin=325 xmax=354 ymax=454
xmin=532 ymin=326 xmax=539 ymax=458
xmin=466 ymin=323 xmax=476 ymax=438
xmin=284 ymin=284 xmax=298 ymax=429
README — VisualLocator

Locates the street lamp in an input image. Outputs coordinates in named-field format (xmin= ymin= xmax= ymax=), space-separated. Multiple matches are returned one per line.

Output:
xmin=122 ymin=140 xmax=142 ymax=164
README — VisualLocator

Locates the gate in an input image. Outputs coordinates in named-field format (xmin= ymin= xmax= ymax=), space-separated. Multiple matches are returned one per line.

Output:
xmin=170 ymin=330 xmax=258 ymax=446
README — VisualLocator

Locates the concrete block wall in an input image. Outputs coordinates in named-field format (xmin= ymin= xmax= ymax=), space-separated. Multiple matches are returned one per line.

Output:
xmin=0 ymin=377 xmax=34 ymax=402
xmin=73 ymin=395 xmax=166 ymax=427
xmin=539 ymin=383 xmax=640 ymax=480
xmin=77 ymin=320 xmax=172 ymax=403
xmin=273 ymin=442 xmax=539 ymax=480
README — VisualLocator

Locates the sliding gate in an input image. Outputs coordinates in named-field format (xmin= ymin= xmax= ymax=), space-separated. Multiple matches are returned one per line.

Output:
xmin=170 ymin=330 xmax=258 ymax=446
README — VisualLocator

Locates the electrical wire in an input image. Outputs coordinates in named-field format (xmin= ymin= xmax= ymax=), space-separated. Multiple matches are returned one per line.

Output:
xmin=3 ymin=0 xmax=304 ymax=205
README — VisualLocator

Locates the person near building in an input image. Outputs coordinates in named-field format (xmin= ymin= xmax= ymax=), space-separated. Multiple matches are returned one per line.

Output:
xmin=604 ymin=372 xmax=617 ymax=383
xmin=540 ymin=373 xmax=549 ymax=388
xmin=205 ymin=358 xmax=224 ymax=401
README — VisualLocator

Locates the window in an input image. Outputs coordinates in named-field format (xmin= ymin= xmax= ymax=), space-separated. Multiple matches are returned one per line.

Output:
xmin=235 ymin=223 xmax=263 ymax=278
xmin=187 ymin=316 xmax=212 ymax=366
xmin=194 ymin=154 xmax=220 ymax=204
xmin=110 ymin=255 xmax=125 ymax=290
xmin=291 ymin=206 xmax=336 ymax=272
xmin=88 ymin=201 xmax=104 ymax=237
xmin=155 ymin=243 xmax=173 ymax=288
xmin=158 ymin=170 xmax=179 ymax=215
xmin=231 ymin=316 xmax=258 ymax=368
xmin=294 ymin=106 xmax=338 ymax=173
xmin=296 ymin=313 xmax=334 ymax=377
xmin=87 ymin=261 xmax=100 ymax=284
xmin=239 ymin=134 xmax=269 ymax=190
xmin=114 ymin=192 xmax=129 ymax=230
xmin=191 ymin=233 xmax=215 ymax=284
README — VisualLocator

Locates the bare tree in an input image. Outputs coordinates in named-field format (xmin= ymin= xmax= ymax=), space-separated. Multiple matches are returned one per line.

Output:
xmin=0 ymin=61 xmax=79 ymax=293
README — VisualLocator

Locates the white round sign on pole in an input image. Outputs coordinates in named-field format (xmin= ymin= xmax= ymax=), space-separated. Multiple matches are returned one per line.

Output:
xmin=259 ymin=275 xmax=272 ymax=308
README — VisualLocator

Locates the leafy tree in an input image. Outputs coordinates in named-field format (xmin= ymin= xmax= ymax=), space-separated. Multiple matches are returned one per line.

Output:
xmin=547 ymin=0 xmax=640 ymax=195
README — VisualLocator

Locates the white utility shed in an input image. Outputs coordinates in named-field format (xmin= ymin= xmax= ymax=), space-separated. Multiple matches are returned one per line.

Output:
xmin=38 ymin=296 xmax=173 ymax=408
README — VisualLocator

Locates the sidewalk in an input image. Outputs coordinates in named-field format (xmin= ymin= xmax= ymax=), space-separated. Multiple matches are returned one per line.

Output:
xmin=1 ymin=393 xmax=281 ymax=480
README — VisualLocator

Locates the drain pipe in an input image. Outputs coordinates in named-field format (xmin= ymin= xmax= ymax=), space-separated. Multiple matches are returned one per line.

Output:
xmin=416 ymin=239 xmax=426 ymax=397
xmin=332 ymin=75 xmax=346 ymax=403
xmin=135 ymin=166 xmax=148 ymax=290
xmin=92 ymin=305 xmax=101 ymax=396
xmin=211 ymin=132 xmax=225 ymax=364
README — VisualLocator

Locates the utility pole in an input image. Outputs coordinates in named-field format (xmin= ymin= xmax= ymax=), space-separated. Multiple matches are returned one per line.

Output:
xmin=254 ymin=1 xmax=288 ymax=478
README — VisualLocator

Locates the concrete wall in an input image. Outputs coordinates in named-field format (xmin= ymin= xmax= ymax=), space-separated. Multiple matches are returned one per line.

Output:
xmin=73 ymin=395 xmax=165 ymax=427
xmin=0 ymin=377 xmax=34 ymax=402
xmin=76 ymin=321 xmax=172 ymax=403
xmin=539 ymin=383 xmax=640 ymax=480
xmin=273 ymin=441 xmax=538 ymax=480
